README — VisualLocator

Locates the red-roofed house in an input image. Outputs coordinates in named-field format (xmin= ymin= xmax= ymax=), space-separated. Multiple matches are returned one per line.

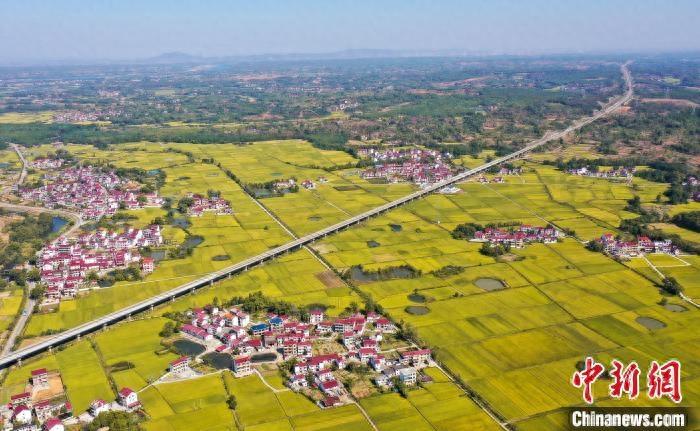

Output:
xmin=43 ymin=417 xmax=64 ymax=431
xmin=400 ymin=349 xmax=432 ymax=367
xmin=233 ymin=355 xmax=252 ymax=376
xmin=169 ymin=356 xmax=191 ymax=374
xmin=118 ymin=387 xmax=141 ymax=409
xmin=32 ymin=368 xmax=50 ymax=390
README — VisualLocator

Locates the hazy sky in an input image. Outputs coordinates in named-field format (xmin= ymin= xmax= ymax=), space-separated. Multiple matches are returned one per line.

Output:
xmin=1 ymin=0 xmax=698 ymax=63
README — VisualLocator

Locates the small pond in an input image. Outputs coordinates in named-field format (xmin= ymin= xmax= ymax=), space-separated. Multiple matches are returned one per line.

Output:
xmin=147 ymin=169 xmax=161 ymax=176
xmin=0 ymin=162 xmax=10 ymax=169
xmin=663 ymin=303 xmax=688 ymax=313
xmin=636 ymin=316 xmax=667 ymax=330
xmin=405 ymin=306 xmax=430 ymax=315
xmin=349 ymin=266 xmax=416 ymax=282
xmin=251 ymin=352 xmax=278 ymax=363
xmin=474 ymin=278 xmax=506 ymax=291
xmin=389 ymin=224 xmax=403 ymax=232
xmin=172 ymin=218 xmax=191 ymax=229
xmin=212 ymin=255 xmax=231 ymax=262
xmin=367 ymin=240 xmax=380 ymax=248
xmin=172 ymin=339 xmax=206 ymax=356
xmin=51 ymin=216 xmax=68 ymax=233
xmin=308 ymin=216 xmax=322 ymax=221
xmin=408 ymin=293 xmax=426 ymax=303
xmin=202 ymin=352 xmax=233 ymax=370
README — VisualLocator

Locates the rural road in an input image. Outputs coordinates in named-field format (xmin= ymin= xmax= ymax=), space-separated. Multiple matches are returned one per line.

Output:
xmin=0 ymin=63 xmax=633 ymax=370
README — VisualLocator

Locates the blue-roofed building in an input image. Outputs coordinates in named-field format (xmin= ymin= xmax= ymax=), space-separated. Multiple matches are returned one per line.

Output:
xmin=269 ymin=316 xmax=284 ymax=331
xmin=250 ymin=323 xmax=268 ymax=335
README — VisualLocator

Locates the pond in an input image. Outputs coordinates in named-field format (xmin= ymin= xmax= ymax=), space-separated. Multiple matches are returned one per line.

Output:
xmin=251 ymin=352 xmax=278 ymax=363
xmin=212 ymin=255 xmax=230 ymax=261
xmin=389 ymin=224 xmax=403 ymax=232
xmin=408 ymin=293 xmax=426 ymax=303
xmin=202 ymin=352 xmax=233 ymax=370
xmin=663 ymin=303 xmax=688 ymax=313
xmin=474 ymin=278 xmax=506 ymax=291
xmin=405 ymin=306 xmax=430 ymax=315
xmin=308 ymin=216 xmax=322 ymax=221
xmin=51 ymin=216 xmax=68 ymax=233
xmin=367 ymin=240 xmax=380 ymax=248
xmin=250 ymin=188 xmax=276 ymax=198
xmin=0 ymin=162 xmax=10 ymax=169
xmin=636 ymin=316 xmax=667 ymax=330
xmin=183 ymin=236 xmax=204 ymax=249
xmin=172 ymin=339 xmax=206 ymax=356
xmin=172 ymin=218 xmax=191 ymax=229
xmin=349 ymin=266 xmax=416 ymax=282
xmin=148 ymin=250 xmax=167 ymax=263
xmin=147 ymin=169 xmax=161 ymax=176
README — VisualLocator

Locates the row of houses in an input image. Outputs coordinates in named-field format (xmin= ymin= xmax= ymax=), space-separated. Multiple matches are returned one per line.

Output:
xmin=36 ymin=226 xmax=162 ymax=301
xmin=567 ymin=166 xmax=635 ymax=178
xmin=19 ymin=166 xmax=164 ymax=221
xmin=472 ymin=225 xmax=563 ymax=248
xmin=599 ymin=234 xmax=677 ymax=257
xmin=28 ymin=158 xmax=64 ymax=170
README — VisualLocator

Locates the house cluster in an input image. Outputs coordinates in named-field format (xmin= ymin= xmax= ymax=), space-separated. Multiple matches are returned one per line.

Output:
xmin=84 ymin=387 xmax=141 ymax=421
xmin=28 ymin=158 xmax=64 ymax=170
xmin=19 ymin=166 xmax=164 ymax=220
xmin=598 ymin=234 xmax=677 ymax=258
xmin=186 ymin=193 xmax=232 ymax=217
xmin=174 ymin=304 xmax=430 ymax=405
xmin=36 ymin=225 xmax=162 ymax=301
xmin=567 ymin=166 xmax=635 ymax=179
xmin=472 ymin=225 xmax=563 ymax=248
xmin=1 ymin=369 xmax=72 ymax=431
xmin=272 ymin=179 xmax=296 ymax=191
xmin=360 ymin=148 xmax=453 ymax=185
xmin=52 ymin=109 xmax=121 ymax=123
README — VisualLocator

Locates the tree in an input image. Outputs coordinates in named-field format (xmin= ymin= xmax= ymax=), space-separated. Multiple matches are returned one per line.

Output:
xmin=226 ymin=395 xmax=237 ymax=410
xmin=662 ymin=277 xmax=682 ymax=296
xmin=29 ymin=286 xmax=45 ymax=300
xmin=87 ymin=411 xmax=143 ymax=431
xmin=159 ymin=321 xmax=176 ymax=338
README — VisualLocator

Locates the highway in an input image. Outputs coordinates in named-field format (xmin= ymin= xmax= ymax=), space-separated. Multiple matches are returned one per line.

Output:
xmin=0 ymin=63 xmax=633 ymax=369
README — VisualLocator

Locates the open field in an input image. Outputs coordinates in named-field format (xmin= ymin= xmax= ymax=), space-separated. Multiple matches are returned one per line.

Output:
xmin=0 ymin=288 xmax=23 ymax=332
xmin=313 ymin=176 xmax=700 ymax=426
xmin=360 ymin=367 xmax=500 ymax=431
xmin=0 ymin=111 xmax=55 ymax=124
xmin=144 ymin=373 xmax=235 ymax=431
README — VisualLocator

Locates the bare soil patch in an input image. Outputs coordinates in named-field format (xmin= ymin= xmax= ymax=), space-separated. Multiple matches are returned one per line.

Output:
xmin=315 ymin=270 xmax=345 ymax=288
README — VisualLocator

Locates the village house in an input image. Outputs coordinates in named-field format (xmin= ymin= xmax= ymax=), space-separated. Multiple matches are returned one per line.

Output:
xmin=31 ymin=368 xmax=50 ymax=390
xmin=12 ymin=405 xmax=33 ymax=425
xmin=169 ymin=356 xmax=191 ymax=375
xmin=400 ymin=349 xmax=432 ymax=368
xmin=117 ymin=387 xmax=141 ymax=410
xmin=89 ymin=399 xmax=110 ymax=417
xmin=42 ymin=418 xmax=64 ymax=431
xmin=233 ymin=356 xmax=252 ymax=376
